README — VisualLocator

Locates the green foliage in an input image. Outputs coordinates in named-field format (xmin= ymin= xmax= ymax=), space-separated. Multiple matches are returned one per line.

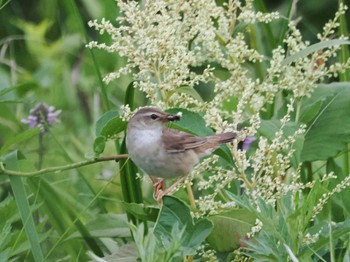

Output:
xmin=0 ymin=0 xmax=350 ymax=261
xmin=95 ymin=110 xmax=127 ymax=138
xmin=207 ymin=209 xmax=256 ymax=252
xmin=166 ymin=108 xmax=213 ymax=136
xmin=123 ymin=196 xmax=213 ymax=262
xmin=227 ymin=189 xmax=350 ymax=261
xmin=4 ymin=151 xmax=45 ymax=262
xmin=154 ymin=196 xmax=213 ymax=256
xmin=301 ymin=83 xmax=350 ymax=161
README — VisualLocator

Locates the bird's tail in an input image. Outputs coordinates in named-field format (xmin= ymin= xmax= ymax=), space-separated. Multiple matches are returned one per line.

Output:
xmin=211 ymin=132 xmax=236 ymax=144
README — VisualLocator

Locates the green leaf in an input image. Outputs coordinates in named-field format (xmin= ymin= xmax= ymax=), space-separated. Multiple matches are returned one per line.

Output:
xmin=4 ymin=151 xmax=45 ymax=262
xmin=95 ymin=110 xmax=127 ymax=138
xmin=166 ymin=108 xmax=213 ymax=136
xmin=125 ymin=81 xmax=136 ymax=110
xmin=299 ymin=84 xmax=336 ymax=123
xmin=301 ymin=82 xmax=350 ymax=161
xmin=93 ymin=136 xmax=106 ymax=155
xmin=154 ymin=196 xmax=213 ymax=255
xmin=214 ymin=146 xmax=235 ymax=166
xmin=0 ymin=128 xmax=40 ymax=156
xmin=282 ymin=39 xmax=350 ymax=66
xmin=207 ymin=209 xmax=256 ymax=252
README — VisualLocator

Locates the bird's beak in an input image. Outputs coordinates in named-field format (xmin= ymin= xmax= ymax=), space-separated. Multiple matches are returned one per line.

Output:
xmin=162 ymin=113 xmax=181 ymax=122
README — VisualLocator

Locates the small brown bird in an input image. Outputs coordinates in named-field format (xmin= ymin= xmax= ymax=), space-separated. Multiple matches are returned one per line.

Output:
xmin=126 ymin=107 xmax=236 ymax=200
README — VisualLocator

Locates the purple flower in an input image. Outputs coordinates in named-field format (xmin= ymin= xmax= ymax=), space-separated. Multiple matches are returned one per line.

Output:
xmin=242 ymin=136 xmax=256 ymax=151
xmin=21 ymin=103 xmax=61 ymax=131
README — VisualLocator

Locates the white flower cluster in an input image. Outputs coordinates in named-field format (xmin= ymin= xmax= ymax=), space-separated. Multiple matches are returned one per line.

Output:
xmin=197 ymin=244 xmax=218 ymax=262
xmin=119 ymin=104 xmax=132 ymax=121
xmin=303 ymin=229 xmax=322 ymax=245
xmin=312 ymin=175 xmax=350 ymax=220
xmin=247 ymin=219 xmax=263 ymax=238
xmin=88 ymin=0 xmax=350 ymax=215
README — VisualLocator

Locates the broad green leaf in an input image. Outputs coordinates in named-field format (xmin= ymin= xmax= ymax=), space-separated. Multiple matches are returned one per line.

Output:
xmin=214 ymin=145 xmax=235 ymax=166
xmin=154 ymin=196 xmax=213 ymax=255
xmin=299 ymin=99 xmax=323 ymax=124
xmin=282 ymin=39 xmax=350 ymax=66
xmin=4 ymin=151 xmax=45 ymax=262
xmin=207 ymin=209 xmax=256 ymax=252
xmin=301 ymin=83 xmax=350 ymax=161
xmin=95 ymin=110 xmax=127 ymax=138
xmin=259 ymin=120 xmax=301 ymax=140
xmin=166 ymin=108 xmax=213 ymax=136
xmin=0 ymin=128 xmax=40 ymax=156
xmin=93 ymin=136 xmax=106 ymax=155
xmin=299 ymin=84 xmax=337 ymax=124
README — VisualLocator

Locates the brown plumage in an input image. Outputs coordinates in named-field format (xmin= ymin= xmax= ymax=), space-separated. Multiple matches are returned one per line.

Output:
xmin=126 ymin=107 xmax=236 ymax=200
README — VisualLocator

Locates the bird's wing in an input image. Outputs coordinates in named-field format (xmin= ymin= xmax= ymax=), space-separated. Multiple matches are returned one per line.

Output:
xmin=162 ymin=128 xmax=208 ymax=153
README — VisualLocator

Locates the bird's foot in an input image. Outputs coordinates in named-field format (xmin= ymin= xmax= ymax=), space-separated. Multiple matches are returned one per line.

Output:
xmin=154 ymin=176 xmax=187 ymax=203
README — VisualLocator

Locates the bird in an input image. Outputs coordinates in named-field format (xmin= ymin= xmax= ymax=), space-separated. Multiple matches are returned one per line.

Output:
xmin=126 ymin=107 xmax=236 ymax=201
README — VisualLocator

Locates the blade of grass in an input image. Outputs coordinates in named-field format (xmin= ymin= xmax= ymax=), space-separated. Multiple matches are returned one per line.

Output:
xmin=281 ymin=39 xmax=350 ymax=66
xmin=119 ymin=81 xmax=144 ymax=225
xmin=277 ymin=0 xmax=297 ymax=46
xmin=47 ymin=127 xmax=107 ymax=213
xmin=63 ymin=0 xmax=111 ymax=111
xmin=253 ymin=0 xmax=277 ymax=51
xmin=28 ymin=177 xmax=104 ymax=259
xmin=5 ymin=151 xmax=44 ymax=262
xmin=43 ymin=174 xmax=117 ymax=259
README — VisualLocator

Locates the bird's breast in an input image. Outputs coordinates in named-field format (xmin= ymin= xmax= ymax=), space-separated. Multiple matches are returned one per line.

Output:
xmin=126 ymin=127 xmax=199 ymax=178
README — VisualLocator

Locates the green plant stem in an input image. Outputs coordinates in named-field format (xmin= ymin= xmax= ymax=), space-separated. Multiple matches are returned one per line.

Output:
xmin=329 ymin=211 xmax=335 ymax=262
xmin=0 ymin=154 xmax=128 ymax=177
xmin=65 ymin=0 xmax=110 ymax=111
xmin=186 ymin=183 xmax=196 ymax=209
xmin=38 ymin=132 xmax=44 ymax=170
xmin=295 ymin=99 xmax=302 ymax=122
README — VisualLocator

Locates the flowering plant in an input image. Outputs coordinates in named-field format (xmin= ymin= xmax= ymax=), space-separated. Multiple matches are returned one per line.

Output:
xmin=87 ymin=0 xmax=350 ymax=260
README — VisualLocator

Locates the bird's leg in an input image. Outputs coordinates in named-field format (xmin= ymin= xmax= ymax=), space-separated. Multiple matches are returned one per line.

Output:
xmin=155 ymin=175 xmax=186 ymax=202
xmin=150 ymin=176 xmax=165 ymax=200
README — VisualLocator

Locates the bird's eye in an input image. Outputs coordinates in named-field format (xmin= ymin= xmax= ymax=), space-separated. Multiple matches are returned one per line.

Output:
xmin=150 ymin=114 xmax=158 ymax=120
